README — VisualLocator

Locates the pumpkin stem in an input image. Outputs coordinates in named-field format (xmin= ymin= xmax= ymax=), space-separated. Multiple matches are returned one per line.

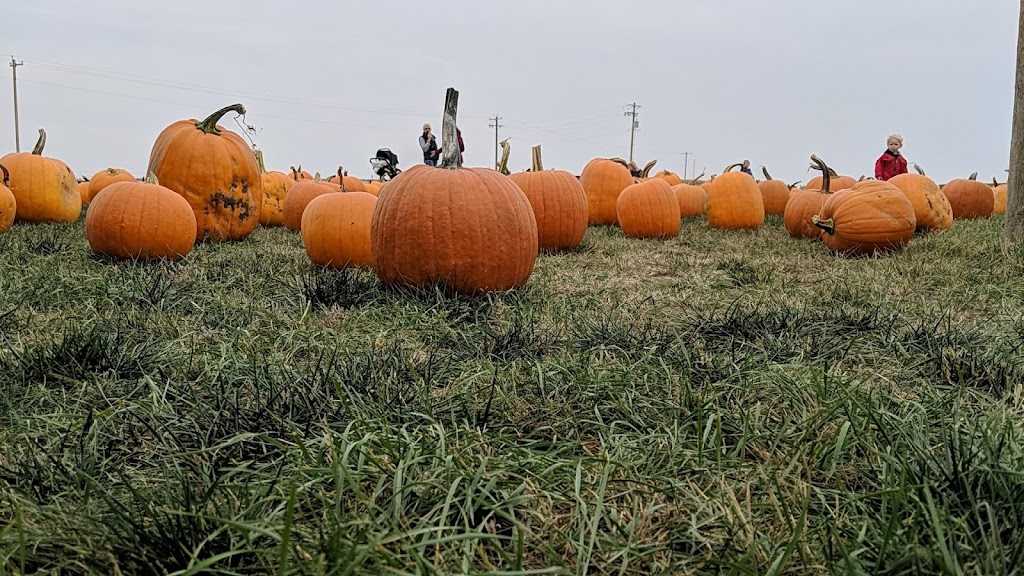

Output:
xmin=968 ymin=171 xmax=978 ymax=180
xmin=762 ymin=166 xmax=774 ymax=181
xmin=195 ymin=103 xmax=246 ymax=135
xmin=912 ymin=162 xmax=926 ymax=175
xmin=809 ymin=154 xmax=832 ymax=194
xmin=788 ymin=180 xmax=801 ymax=188
xmin=144 ymin=171 xmax=160 ymax=186
xmin=337 ymin=166 xmax=349 ymax=191
xmin=993 ymin=177 xmax=1000 ymax=186
xmin=641 ymin=159 xmax=657 ymax=178
xmin=858 ymin=175 xmax=866 ymax=181
xmin=811 ymin=215 xmax=834 ymax=235
xmin=31 ymin=129 xmax=46 ymax=155
xmin=608 ymin=157 xmax=629 ymax=168
xmin=439 ymin=87 xmax=461 ymax=169
xmin=0 ymin=163 xmax=8 ymax=187
xmin=255 ymin=149 xmax=268 ymax=174
xmin=313 ymin=172 xmax=322 ymax=183
xmin=530 ymin=144 xmax=543 ymax=172
xmin=690 ymin=168 xmax=706 ymax=183
xmin=723 ymin=163 xmax=742 ymax=173
xmin=498 ymin=138 xmax=511 ymax=175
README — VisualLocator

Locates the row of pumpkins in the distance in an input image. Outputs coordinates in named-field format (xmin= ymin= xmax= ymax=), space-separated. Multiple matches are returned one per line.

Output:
xmin=0 ymin=101 xmax=1011 ymax=294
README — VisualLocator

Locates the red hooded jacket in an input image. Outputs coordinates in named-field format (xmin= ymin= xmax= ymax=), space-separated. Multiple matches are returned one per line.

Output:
xmin=875 ymin=150 xmax=908 ymax=181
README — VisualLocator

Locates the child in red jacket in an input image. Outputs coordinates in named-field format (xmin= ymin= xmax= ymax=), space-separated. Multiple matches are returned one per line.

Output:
xmin=875 ymin=133 xmax=908 ymax=181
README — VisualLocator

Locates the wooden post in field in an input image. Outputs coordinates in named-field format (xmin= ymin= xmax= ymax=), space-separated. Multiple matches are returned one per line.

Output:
xmin=440 ymin=88 xmax=460 ymax=169
xmin=1006 ymin=1 xmax=1024 ymax=241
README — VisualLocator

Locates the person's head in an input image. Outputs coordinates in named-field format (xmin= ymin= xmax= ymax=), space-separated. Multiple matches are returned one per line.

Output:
xmin=887 ymin=133 xmax=903 ymax=152
xmin=742 ymin=160 xmax=750 ymax=168
xmin=422 ymin=123 xmax=432 ymax=135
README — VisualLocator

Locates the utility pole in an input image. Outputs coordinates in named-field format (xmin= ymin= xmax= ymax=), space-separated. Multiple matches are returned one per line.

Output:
xmin=488 ymin=114 xmax=503 ymax=170
xmin=11 ymin=57 xmax=23 ymax=152
xmin=681 ymin=151 xmax=692 ymax=180
xmin=623 ymin=103 xmax=640 ymax=164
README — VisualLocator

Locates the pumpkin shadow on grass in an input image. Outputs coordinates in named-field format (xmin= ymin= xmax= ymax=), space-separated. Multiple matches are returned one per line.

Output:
xmin=298 ymin=265 xmax=380 ymax=310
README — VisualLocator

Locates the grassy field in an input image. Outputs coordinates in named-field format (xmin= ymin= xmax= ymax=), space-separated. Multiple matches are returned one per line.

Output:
xmin=1 ymin=214 xmax=1023 ymax=575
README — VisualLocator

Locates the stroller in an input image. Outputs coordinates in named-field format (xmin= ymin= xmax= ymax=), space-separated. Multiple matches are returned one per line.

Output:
xmin=369 ymin=148 xmax=401 ymax=181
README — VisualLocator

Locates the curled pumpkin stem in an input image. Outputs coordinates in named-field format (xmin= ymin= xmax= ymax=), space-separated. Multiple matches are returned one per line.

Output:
xmin=788 ymin=180 xmax=802 ymax=188
xmin=145 ymin=171 xmax=160 ymax=186
xmin=641 ymin=159 xmax=657 ymax=178
xmin=195 ymin=103 xmax=246 ymax=135
xmin=913 ymin=162 xmax=926 ymax=175
xmin=762 ymin=166 xmax=774 ymax=181
xmin=498 ymin=139 xmax=511 ymax=175
xmin=0 ymin=163 xmax=8 ymax=186
xmin=969 ymin=171 xmax=978 ymax=180
xmin=811 ymin=215 xmax=835 ymax=235
xmin=32 ymin=129 xmax=46 ymax=155
xmin=809 ymin=154 xmax=833 ymax=194
xmin=608 ymin=157 xmax=630 ymax=168
xmin=723 ymin=163 xmax=742 ymax=173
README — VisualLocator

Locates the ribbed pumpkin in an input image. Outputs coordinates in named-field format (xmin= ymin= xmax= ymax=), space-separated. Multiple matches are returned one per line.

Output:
xmin=758 ymin=166 xmax=792 ymax=216
xmin=942 ymin=172 xmax=994 ymax=219
xmin=806 ymin=169 xmax=855 ymax=192
xmin=579 ymin=157 xmax=634 ymax=225
xmin=147 ymin=103 xmax=263 ymax=242
xmin=812 ymin=180 xmax=916 ymax=256
xmin=329 ymin=167 xmax=368 ymax=192
xmin=992 ymin=178 xmax=1008 ymax=214
xmin=283 ymin=174 xmax=339 ymax=231
xmin=301 ymin=191 xmax=377 ymax=268
xmin=509 ymin=145 xmax=588 ymax=252
xmin=0 ymin=164 xmax=16 ymax=233
xmin=784 ymin=156 xmax=833 ymax=239
xmin=706 ymin=163 xmax=765 ymax=230
xmin=372 ymin=88 xmax=537 ymax=294
xmin=87 ymin=168 xmax=135 ymax=202
xmin=290 ymin=166 xmax=313 ymax=181
xmin=0 ymin=129 xmax=80 ymax=223
xmin=364 ymin=181 xmax=383 ymax=197
xmin=673 ymin=182 xmax=707 ymax=218
xmin=85 ymin=174 xmax=197 ymax=261
xmin=616 ymin=178 xmax=680 ymax=239
xmin=653 ymin=170 xmax=683 ymax=186
xmin=887 ymin=171 xmax=952 ymax=232
xmin=78 ymin=180 xmax=91 ymax=206
xmin=255 ymin=150 xmax=293 ymax=226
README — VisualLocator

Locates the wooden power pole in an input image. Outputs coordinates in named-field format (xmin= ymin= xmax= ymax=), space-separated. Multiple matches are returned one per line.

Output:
xmin=10 ymin=57 xmax=23 ymax=152
xmin=1008 ymin=2 xmax=1024 ymax=242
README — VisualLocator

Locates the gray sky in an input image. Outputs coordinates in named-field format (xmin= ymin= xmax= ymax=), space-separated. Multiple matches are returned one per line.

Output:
xmin=1 ymin=1 xmax=1018 ymax=185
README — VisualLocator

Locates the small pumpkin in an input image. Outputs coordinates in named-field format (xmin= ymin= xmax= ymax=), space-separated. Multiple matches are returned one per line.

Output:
xmin=616 ymin=178 xmax=680 ymax=239
xmin=783 ymin=155 xmax=832 ymax=239
xmin=255 ymin=149 xmax=293 ymax=226
xmin=942 ymin=172 xmax=994 ymax=219
xmin=992 ymin=177 xmax=1008 ymax=214
xmin=0 ymin=129 xmax=80 ymax=223
xmin=758 ymin=166 xmax=792 ymax=216
xmin=283 ymin=173 xmax=339 ymax=231
xmin=85 ymin=173 xmax=197 ymax=261
xmin=87 ymin=167 xmax=135 ymax=202
xmin=364 ymin=181 xmax=383 ymax=197
xmin=887 ymin=167 xmax=952 ymax=232
xmin=0 ymin=164 xmax=16 ymax=233
xmin=290 ymin=166 xmax=313 ymax=181
xmin=706 ymin=163 xmax=765 ymax=230
xmin=509 ymin=144 xmax=588 ymax=252
xmin=332 ymin=166 xmax=368 ymax=192
xmin=579 ymin=157 xmax=634 ymax=225
xmin=653 ymin=169 xmax=683 ymax=186
xmin=812 ymin=179 xmax=916 ymax=256
xmin=78 ymin=180 xmax=91 ymax=206
xmin=301 ymin=191 xmax=377 ymax=268
xmin=147 ymin=103 xmax=263 ymax=242
xmin=672 ymin=182 xmax=707 ymax=218
xmin=806 ymin=167 xmax=855 ymax=192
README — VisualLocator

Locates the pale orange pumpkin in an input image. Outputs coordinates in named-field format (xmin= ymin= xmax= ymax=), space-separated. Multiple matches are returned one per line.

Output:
xmin=758 ymin=166 xmax=791 ymax=216
xmin=0 ymin=164 xmax=16 ymax=233
xmin=509 ymin=145 xmax=588 ymax=252
xmin=87 ymin=167 xmax=135 ymax=202
xmin=78 ymin=180 xmax=91 ymax=206
xmin=290 ymin=166 xmax=313 ymax=181
xmin=364 ymin=181 xmax=383 ymax=197
xmin=579 ymin=157 xmax=634 ymax=225
xmin=706 ymin=163 xmax=765 ymax=230
xmin=812 ymin=179 xmax=916 ymax=256
xmin=992 ymin=178 xmax=1008 ymax=214
xmin=301 ymin=191 xmax=377 ymax=268
xmin=255 ymin=149 xmax=293 ymax=226
xmin=283 ymin=174 xmax=339 ymax=231
xmin=331 ymin=166 xmax=368 ymax=192
xmin=784 ymin=156 xmax=832 ymax=239
xmin=672 ymin=182 xmax=707 ymax=218
xmin=943 ymin=172 xmax=994 ymax=219
xmin=0 ymin=129 xmax=80 ymax=223
xmin=887 ymin=171 xmax=952 ymax=232
xmin=653 ymin=169 xmax=683 ymax=186
xmin=806 ymin=168 xmax=855 ymax=192
xmin=616 ymin=178 xmax=680 ymax=239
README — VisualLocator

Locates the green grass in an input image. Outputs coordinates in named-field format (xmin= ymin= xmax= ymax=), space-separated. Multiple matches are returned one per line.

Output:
xmin=1 ymin=215 xmax=1023 ymax=575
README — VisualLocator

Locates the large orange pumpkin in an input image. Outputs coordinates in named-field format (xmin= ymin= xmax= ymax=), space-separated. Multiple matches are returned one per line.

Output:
xmin=146 ymin=103 xmax=263 ymax=242
xmin=0 ymin=129 xmax=80 ymax=223
xmin=992 ymin=178 xmax=1007 ymax=214
xmin=87 ymin=168 xmax=135 ymax=202
xmin=812 ymin=180 xmax=916 ymax=256
xmin=672 ymin=182 xmax=707 ymax=218
xmin=283 ymin=174 xmax=339 ymax=231
xmin=0 ymin=164 xmax=16 ymax=233
xmin=616 ymin=178 xmax=680 ymax=239
xmin=255 ymin=149 xmax=293 ymax=226
xmin=784 ymin=155 xmax=833 ymax=239
xmin=887 ymin=172 xmax=953 ymax=232
xmin=579 ymin=157 xmax=634 ymax=225
xmin=706 ymin=163 xmax=765 ymax=230
xmin=758 ymin=166 xmax=792 ymax=216
xmin=85 ymin=174 xmax=197 ymax=261
xmin=301 ymin=191 xmax=377 ymax=268
xmin=942 ymin=173 xmax=993 ymax=219
xmin=509 ymin=145 xmax=588 ymax=252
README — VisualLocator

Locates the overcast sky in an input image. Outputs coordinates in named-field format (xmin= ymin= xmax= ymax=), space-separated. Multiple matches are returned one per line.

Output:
xmin=1 ymin=1 xmax=1018 ymax=184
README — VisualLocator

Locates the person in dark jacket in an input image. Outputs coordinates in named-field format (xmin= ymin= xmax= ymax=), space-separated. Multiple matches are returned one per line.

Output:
xmin=740 ymin=160 xmax=753 ymax=176
xmin=419 ymin=123 xmax=439 ymax=166
xmin=875 ymin=133 xmax=908 ymax=181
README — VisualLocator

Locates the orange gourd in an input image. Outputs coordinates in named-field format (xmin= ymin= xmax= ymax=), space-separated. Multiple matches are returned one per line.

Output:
xmin=706 ymin=163 xmax=765 ymax=230
xmin=887 ymin=170 xmax=952 ymax=232
xmin=672 ymin=182 xmax=707 ymax=218
xmin=0 ymin=129 xmax=80 ymax=223
xmin=784 ymin=156 xmax=833 ymax=239
xmin=579 ymin=157 xmax=634 ymax=225
xmin=283 ymin=174 xmax=339 ymax=231
xmin=758 ymin=166 xmax=792 ymax=216
xmin=301 ymin=191 xmax=377 ymax=268
xmin=87 ymin=168 xmax=135 ymax=202
xmin=509 ymin=145 xmax=588 ymax=252
xmin=812 ymin=179 xmax=916 ymax=256
xmin=255 ymin=150 xmax=293 ymax=226
xmin=616 ymin=178 xmax=680 ymax=239
xmin=942 ymin=172 xmax=993 ymax=219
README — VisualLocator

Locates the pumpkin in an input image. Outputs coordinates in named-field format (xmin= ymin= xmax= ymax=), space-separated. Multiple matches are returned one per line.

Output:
xmin=87 ymin=167 xmax=135 ymax=202
xmin=372 ymin=88 xmax=537 ymax=294
xmin=283 ymin=174 xmax=339 ymax=231
xmin=616 ymin=178 xmax=680 ymax=239
xmin=85 ymin=173 xmax=197 ymax=261
xmin=0 ymin=129 xmax=80 ymax=223
xmin=331 ymin=166 xmax=368 ymax=192
xmin=758 ymin=166 xmax=792 ymax=216
xmin=672 ymin=182 xmax=707 ymax=218
xmin=806 ymin=168 xmax=855 ymax=192
xmin=290 ymin=166 xmax=313 ymax=181
xmin=706 ymin=163 xmax=765 ymax=230
xmin=653 ymin=169 xmax=683 ymax=186
xmin=942 ymin=172 xmax=993 ymax=219
xmin=364 ymin=181 xmax=383 ymax=197
xmin=579 ymin=157 xmax=634 ymax=225
xmin=784 ymin=155 xmax=833 ymax=239
xmin=78 ymin=180 xmax=91 ymax=206
xmin=147 ymin=103 xmax=263 ymax=242
xmin=992 ymin=178 xmax=1008 ymax=214
xmin=0 ymin=164 xmax=16 ymax=233
xmin=255 ymin=149 xmax=293 ymax=226
xmin=301 ymin=191 xmax=377 ymax=268
xmin=509 ymin=145 xmax=588 ymax=252
xmin=887 ymin=169 xmax=953 ymax=232
xmin=812 ymin=179 xmax=916 ymax=256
